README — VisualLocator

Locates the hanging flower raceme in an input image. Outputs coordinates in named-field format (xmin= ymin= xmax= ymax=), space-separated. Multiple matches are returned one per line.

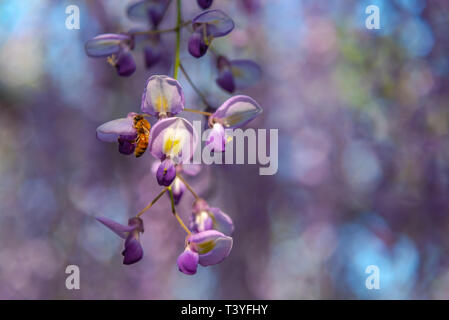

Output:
xmin=177 ymin=230 xmax=233 ymax=275
xmin=127 ymin=0 xmax=170 ymax=27
xmin=189 ymin=198 xmax=234 ymax=236
xmin=206 ymin=95 xmax=262 ymax=152
xmin=87 ymin=0 xmax=262 ymax=277
xmin=85 ymin=34 xmax=136 ymax=77
xmin=197 ymin=0 xmax=213 ymax=10
xmin=188 ymin=10 xmax=234 ymax=58
xmin=96 ymin=112 xmax=151 ymax=157
xmin=149 ymin=117 xmax=198 ymax=186
xmin=96 ymin=217 xmax=144 ymax=265
xmin=141 ymin=75 xmax=185 ymax=118
xmin=216 ymin=56 xmax=262 ymax=93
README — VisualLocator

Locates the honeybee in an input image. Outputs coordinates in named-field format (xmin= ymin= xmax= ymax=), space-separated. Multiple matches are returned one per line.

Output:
xmin=133 ymin=115 xmax=151 ymax=158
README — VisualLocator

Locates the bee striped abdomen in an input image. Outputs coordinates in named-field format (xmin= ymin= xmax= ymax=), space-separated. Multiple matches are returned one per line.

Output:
xmin=134 ymin=134 xmax=149 ymax=157
xmin=133 ymin=115 xmax=151 ymax=158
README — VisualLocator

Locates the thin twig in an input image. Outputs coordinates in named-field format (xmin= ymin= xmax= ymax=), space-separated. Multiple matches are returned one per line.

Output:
xmin=129 ymin=20 xmax=191 ymax=36
xmin=183 ymin=108 xmax=213 ymax=116
xmin=168 ymin=187 xmax=191 ymax=235
xmin=176 ymin=174 xmax=199 ymax=200
xmin=179 ymin=63 xmax=212 ymax=108
xmin=136 ymin=187 xmax=168 ymax=217
xmin=172 ymin=0 xmax=182 ymax=79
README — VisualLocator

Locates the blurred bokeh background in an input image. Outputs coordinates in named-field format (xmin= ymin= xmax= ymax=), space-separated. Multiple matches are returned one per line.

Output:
xmin=1 ymin=0 xmax=449 ymax=299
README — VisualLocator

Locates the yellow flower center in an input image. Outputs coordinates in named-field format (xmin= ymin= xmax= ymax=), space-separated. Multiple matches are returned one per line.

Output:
xmin=155 ymin=95 xmax=169 ymax=113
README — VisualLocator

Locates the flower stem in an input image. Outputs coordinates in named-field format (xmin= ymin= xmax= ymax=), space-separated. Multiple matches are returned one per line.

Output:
xmin=179 ymin=63 xmax=212 ymax=108
xmin=183 ymin=108 xmax=213 ymax=116
xmin=129 ymin=21 xmax=190 ymax=36
xmin=176 ymin=174 xmax=199 ymax=200
xmin=136 ymin=187 xmax=168 ymax=217
xmin=173 ymin=0 xmax=182 ymax=79
xmin=168 ymin=186 xmax=191 ymax=235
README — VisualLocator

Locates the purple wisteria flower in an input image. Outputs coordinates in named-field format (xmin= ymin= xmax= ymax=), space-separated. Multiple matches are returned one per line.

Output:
xmin=169 ymin=163 xmax=201 ymax=204
xmin=206 ymin=95 xmax=262 ymax=152
xmin=177 ymin=230 xmax=233 ymax=275
xmin=156 ymin=158 xmax=176 ymax=186
xmin=177 ymin=247 xmax=199 ymax=275
xmin=96 ymin=216 xmax=144 ymax=265
xmin=150 ymin=162 xmax=202 ymax=204
xmin=188 ymin=32 xmax=209 ymax=58
xmin=141 ymin=75 xmax=185 ymax=118
xmin=188 ymin=10 xmax=234 ymax=58
xmin=96 ymin=112 xmax=140 ymax=155
xmin=149 ymin=117 xmax=198 ymax=186
xmin=144 ymin=43 xmax=162 ymax=69
xmin=132 ymin=32 xmax=162 ymax=69
xmin=85 ymin=34 xmax=136 ymax=77
xmin=189 ymin=198 xmax=234 ymax=236
xmin=216 ymin=56 xmax=262 ymax=93
xmin=197 ymin=0 xmax=213 ymax=10
xmin=127 ymin=0 xmax=170 ymax=27
xmin=170 ymin=175 xmax=187 ymax=204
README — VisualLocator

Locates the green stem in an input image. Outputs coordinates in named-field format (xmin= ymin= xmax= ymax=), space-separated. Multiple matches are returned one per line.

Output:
xmin=136 ymin=187 xmax=168 ymax=217
xmin=173 ymin=0 xmax=182 ymax=79
xmin=129 ymin=21 xmax=191 ymax=36
xmin=176 ymin=174 xmax=199 ymax=200
xmin=168 ymin=186 xmax=191 ymax=235
xmin=183 ymin=108 xmax=213 ymax=116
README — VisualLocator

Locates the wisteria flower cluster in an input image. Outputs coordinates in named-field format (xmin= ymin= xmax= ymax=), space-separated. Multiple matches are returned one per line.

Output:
xmin=86 ymin=0 xmax=262 ymax=275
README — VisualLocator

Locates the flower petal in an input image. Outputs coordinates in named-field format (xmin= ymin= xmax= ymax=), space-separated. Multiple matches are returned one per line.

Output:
xmin=188 ymin=31 xmax=209 ymax=58
xmin=206 ymin=123 xmax=226 ymax=152
xmin=230 ymin=60 xmax=262 ymax=89
xmin=148 ymin=117 xmax=198 ymax=163
xmin=127 ymin=0 xmax=169 ymax=26
xmin=96 ymin=113 xmax=137 ymax=143
xmin=193 ymin=198 xmax=210 ymax=213
xmin=85 ymin=34 xmax=131 ymax=57
xmin=170 ymin=177 xmax=186 ymax=204
xmin=197 ymin=0 xmax=213 ymax=10
xmin=118 ymin=136 xmax=137 ymax=155
xmin=128 ymin=217 xmax=144 ymax=233
xmin=141 ymin=75 xmax=185 ymax=117
xmin=189 ymin=210 xmax=213 ymax=233
xmin=96 ymin=216 xmax=136 ymax=239
xmin=156 ymin=158 xmax=176 ymax=186
xmin=177 ymin=247 xmax=199 ymax=275
xmin=193 ymin=10 xmax=235 ymax=37
xmin=122 ymin=232 xmax=143 ymax=265
xmin=216 ymin=69 xmax=235 ymax=93
xmin=115 ymin=50 xmax=136 ymax=77
xmin=212 ymin=95 xmax=262 ymax=128
xmin=209 ymin=207 xmax=234 ymax=236
xmin=188 ymin=230 xmax=233 ymax=266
